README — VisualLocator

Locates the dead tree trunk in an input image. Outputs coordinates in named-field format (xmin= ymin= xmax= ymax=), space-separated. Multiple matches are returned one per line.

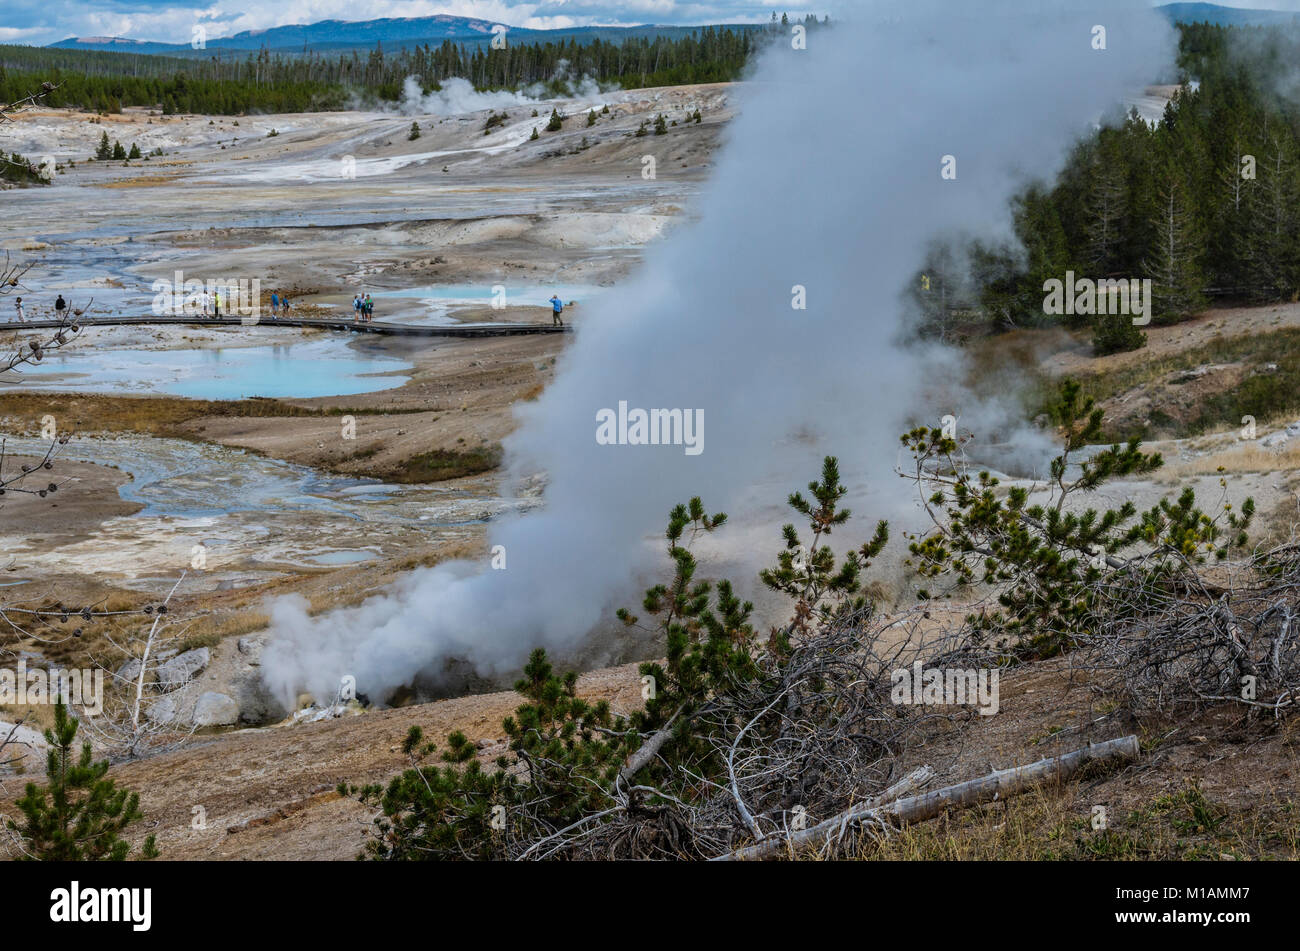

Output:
xmin=717 ymin=735 xmax=1140 ymax=861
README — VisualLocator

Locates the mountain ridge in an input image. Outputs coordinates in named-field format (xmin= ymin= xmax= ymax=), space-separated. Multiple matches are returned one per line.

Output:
xmin=46 ymin=14 xmax=761 ymax=56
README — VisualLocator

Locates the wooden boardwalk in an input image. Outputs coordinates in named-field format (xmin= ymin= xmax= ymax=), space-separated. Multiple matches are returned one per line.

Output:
xmin=2 ymin=315 xmax=571 ymax=338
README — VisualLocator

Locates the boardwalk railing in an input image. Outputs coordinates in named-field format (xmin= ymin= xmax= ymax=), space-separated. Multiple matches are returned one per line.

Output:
xmin=0 ymin=315 xmax=571 ymax=339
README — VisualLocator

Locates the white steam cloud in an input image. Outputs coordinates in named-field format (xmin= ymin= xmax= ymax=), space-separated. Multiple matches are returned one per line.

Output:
xmin=263 ymin=0 xmax=1174 ymax=706
xmin=398 ymin=76 xmax=532 ymax=115
xmin=398 ymin=61 xmax=615 ymax=116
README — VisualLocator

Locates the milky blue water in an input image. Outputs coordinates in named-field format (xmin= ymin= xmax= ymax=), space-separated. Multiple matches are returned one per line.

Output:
xmin=370 ymin=282 xmax=602 ymax=324
xmin=8 ymin=339 xmax=411 ymax=399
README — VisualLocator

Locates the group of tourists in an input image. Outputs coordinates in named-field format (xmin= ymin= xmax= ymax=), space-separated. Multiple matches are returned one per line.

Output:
xmin=353 ymin=293 xmax=375 ymax=322
xmin=10 ymin=294 xmax=68 ymax=323
xmin=176 ymin=289 xmax=226 ymax=318
xmin=269 ymin=292 xmax=292 ymax=318
xmin=9 ymin=287 xmax=571 ymax=327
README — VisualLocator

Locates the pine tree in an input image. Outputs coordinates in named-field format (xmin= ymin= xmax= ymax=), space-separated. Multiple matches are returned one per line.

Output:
xmin=94 ymin=131 xmax=111 ymax=160
xmin=546 ymin=108 xmax=562 ymax=132
xmin=110 ymin=140 xmax=126 ymax=160
xmin=1210 ymin=125 xmax=1257 ymax=297
xmin=8 ymin=702 xmax=158 ymax=861
xmin=1014 ymin=186 xmax=1073 ymax=324
xmin=1083 ymin=138 xmax=1130 ymax=276
xmin=904 ymin=379 xmax=1250 ymax=656
xmin=408 ymin=121 xmax=421 ymax=141
xmin=654 ymin=113 xmax=668 ymax=135
xmin=1091 ymin=310 xmax=1147 ymax=355
xmin=127 ymin=142 xmax=141 ymax=159
xmin=1241 ymin=133 xmax=1300 ymax=302
xmin=587 ymin=109 xmax=597 ymax=127
xmin=1144 ymin=160 xmax=1206 ymax=323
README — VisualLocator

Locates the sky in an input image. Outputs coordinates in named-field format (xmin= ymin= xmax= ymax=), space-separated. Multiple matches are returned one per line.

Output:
xmin=3 ymin=0 xmax=1300 ymax=46
xmin=0 ymin=0 xmax=822 ymax=45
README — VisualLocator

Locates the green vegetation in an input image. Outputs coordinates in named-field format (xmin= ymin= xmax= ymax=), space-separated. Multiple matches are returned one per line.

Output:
xmin=346 ymin=384 xmax=1263 ymax=859
xmin=0 ymin=152 xmax=42 ymax=185
xmin=0 ymin=20 xmax=822 ymax=116
xmin=857 ymin=782 xmax=1299 ymax=861
xmin=903 ymin=379 xmax=1252 ymax=656
xmin=7 ymin=702 xmax=157 ymax=860
xmin=914 ymin=22 xmax=1300 ymax=349
xmin=389 ymin=445 xmax=503 ymax=483
xmin=1073 ymin=327 xmax=1300 ymax=441
xmin=1092 ymin=310 xmax=1147 ymax=355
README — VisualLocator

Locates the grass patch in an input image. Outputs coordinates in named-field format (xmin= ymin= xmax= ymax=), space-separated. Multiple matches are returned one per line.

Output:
xmin=1021 ymin=327 xmax=1300 ymax=442
xmin=0 ymin=392 xmax=425 ymax=438
xmin=382 ymin=445 xmax=503 ymax=483
xmin=847 ymin=780 xmax=1300 ymax=861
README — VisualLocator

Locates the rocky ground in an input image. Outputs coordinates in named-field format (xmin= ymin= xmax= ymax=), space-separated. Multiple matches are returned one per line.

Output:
xmin=2 ymin=81 xmax=1297 ymax=860
xmin=0 ymin=85 xmax=730 ymax=764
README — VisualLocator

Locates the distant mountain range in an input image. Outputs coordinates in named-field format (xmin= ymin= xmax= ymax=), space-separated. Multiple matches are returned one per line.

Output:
xmin=47 ymin=15 xmax=759 ymax=57
xmin=1156 ymin=3 xmax=1300 ymax=27
xmin=44 ymin=6 xmax=1299 ymax=59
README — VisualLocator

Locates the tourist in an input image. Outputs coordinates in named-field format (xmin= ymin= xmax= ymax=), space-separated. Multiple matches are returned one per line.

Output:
xmin=353 ymin=294 xmax=362 ymax=322
xmin=14 ymin=297 xmax=25 ymax=323
xmin=271 ymin=291 xmax=280 ymax=317
xmin=54 ymin=294 xmax=66 ymax=318
xmin=214 ymin=289 xmax=222 ymax=319
xmin=549 ymin=293 xmax=564 ymax=326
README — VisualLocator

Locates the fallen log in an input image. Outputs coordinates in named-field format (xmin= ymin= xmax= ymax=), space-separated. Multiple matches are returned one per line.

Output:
xmin=717 ymin=734 xmax=1140 ymax=861
xmin=713 ymin=765 xmax=935 ymax=862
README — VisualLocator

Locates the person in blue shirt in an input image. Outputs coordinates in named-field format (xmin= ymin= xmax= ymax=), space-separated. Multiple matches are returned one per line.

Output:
xmin=271 ymin=291 xmax=280 ymax=317
xmin=549 ymin=294 xmax=564 ymax=326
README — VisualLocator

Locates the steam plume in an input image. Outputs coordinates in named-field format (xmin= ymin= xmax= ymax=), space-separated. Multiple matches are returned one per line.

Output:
xmin=263 ymin=0 xmax=1174 ymax=706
